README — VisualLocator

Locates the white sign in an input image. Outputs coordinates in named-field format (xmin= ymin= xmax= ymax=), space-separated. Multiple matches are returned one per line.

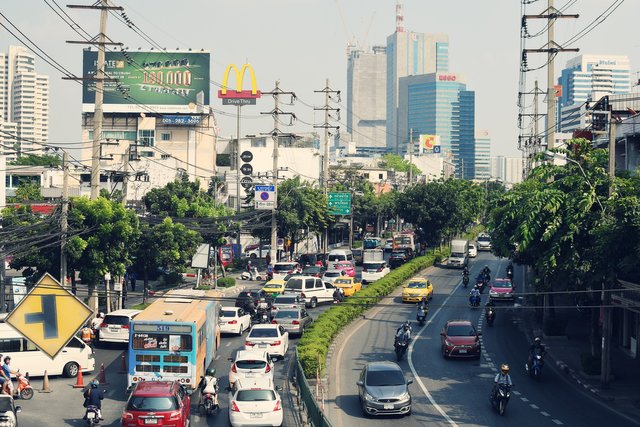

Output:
xmin=12 ymin=277 xmax=27 ymax=306
xmin=114 ymin=280 xmax=123 ymax=292
xmin=255 ymin=185 xmax=276 ymax=210
xmin=191 ymin=243 xmax=211 ymax=269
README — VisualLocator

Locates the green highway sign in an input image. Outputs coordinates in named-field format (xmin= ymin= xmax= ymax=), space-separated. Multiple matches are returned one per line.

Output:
xmin=328 ymin=191 xmax=351 ymax=215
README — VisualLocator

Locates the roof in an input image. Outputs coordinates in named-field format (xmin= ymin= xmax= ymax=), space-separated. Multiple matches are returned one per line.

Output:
xmin=235 ymin=377 xmax=274 ymax=390
xmin=134 ymin=289 xmax=220 ymax=323
xmin=366 ymin=361 xmax=402 ymax=372
xmin=235 ymin=349 xmax=269 ymax=361
xmin=104 ymin=309 xmax=141 ymax=317
xmin=446 ymin=319 xmax=473 ymax=326
xmin=131 ymin=381 xmax=175 ymax=396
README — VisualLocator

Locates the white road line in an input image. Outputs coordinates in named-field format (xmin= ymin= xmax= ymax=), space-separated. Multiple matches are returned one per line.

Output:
xmin=552 ymin=419 xmax=564 ymax=425
xmin=512 ymin=390 xmax=521 ymax=395
xmin=408 ymin=278 xmax=463 ymax=427
xmin=530 ymin=404 xmax=539 ymax=409
xmin=520 ymin=397 xmax=529 ymax=402
xmin=541 ymin=411 xmax=550 ymax=417
xmin=225 ymin=342 xmax=231 ymax=347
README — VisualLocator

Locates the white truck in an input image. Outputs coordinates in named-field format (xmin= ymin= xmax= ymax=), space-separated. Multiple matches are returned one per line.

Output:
xmin=363 ymin=249 xmax=384 ymax=263
xmin=283 ymin=276 xmax=336 ymax=308
xmin=449 ymin=239 xmax=469 ymax=269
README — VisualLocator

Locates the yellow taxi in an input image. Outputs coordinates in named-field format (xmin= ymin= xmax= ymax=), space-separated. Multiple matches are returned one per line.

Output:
xmin=333 ymin=277 xmax=362 ymax=297
xmin=402 ymin=277 xmax=434 ymax=303
xmin=262 ymin=279 xmax=286 ymax=296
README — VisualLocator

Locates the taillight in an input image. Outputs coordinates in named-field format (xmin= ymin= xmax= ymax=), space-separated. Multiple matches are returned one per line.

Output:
xmin=271 ymin=320 xmax=278 ymax=324
xmin=100 ymin=323 xmax=107 ymax=328
xmin=300 ymin=293 xmax=306 ymax=298
xmin=122 ymin=412 xmax=133 ymax=420
xmin=273 ymin=400 xmax=282 ymax=411
xmin=168 ymin=410 xmax=181 ymax=420
xmin=270 ymin=340 xmax=281 ymax=346
xmin=245 ymin=341 xmax=255 ymax=347
xmin=292 ymin=320 xmax=300 ymax=325
xmin=231 ymin=401 xmax=240 ymax=412
xmin=231 ymin=363 xmax=237 ymax=373
xmin=228 ymin=320 xmax=238 ymax=324
xmin=265 ymin=363 xmax=272 ymax=373
xmin=122 ymin=324 xmax=130 ymax=329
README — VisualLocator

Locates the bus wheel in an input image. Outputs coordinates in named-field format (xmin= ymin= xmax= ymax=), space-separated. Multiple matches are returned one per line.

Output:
xmin=64 ymin=362 xmax=80 ymax=378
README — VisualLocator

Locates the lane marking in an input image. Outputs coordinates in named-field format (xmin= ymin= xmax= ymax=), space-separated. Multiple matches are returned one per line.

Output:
xmin=530 ymin=404 xmax=539 ymax=409
xmin=512 ymin=390 xmax=521 ymax=396
xmin=552 ymin=419 xmax=564 ymax=425
xmin=541 ymin=411 xmax=550 ymax=417
xmin=408 ymin=277 xmax=463 ymax=427
xmin=520 ymin=397 xmax=529 ymax=402
xmin=225 ymin=342 xmax=231 ymax=347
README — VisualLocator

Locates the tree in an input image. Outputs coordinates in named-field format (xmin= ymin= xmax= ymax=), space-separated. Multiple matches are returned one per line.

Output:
xmin=144 ymin=175 xmax=229 ymax=218
xmin=9 ymin=154 xmax=61 ymax=167
xmin=8 ymin=182 xmax=43 ymax=203
xmin=378 ymin=154 xmax=421 ymax=176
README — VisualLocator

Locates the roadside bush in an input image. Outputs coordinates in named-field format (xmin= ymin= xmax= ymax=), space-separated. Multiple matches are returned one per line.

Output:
xmin=217 ymin=277 xmax=236 ymax=288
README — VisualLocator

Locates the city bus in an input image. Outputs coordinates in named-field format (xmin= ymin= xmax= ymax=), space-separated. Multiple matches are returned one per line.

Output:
xmin=127 ymin=289 xmax=221 ymax=389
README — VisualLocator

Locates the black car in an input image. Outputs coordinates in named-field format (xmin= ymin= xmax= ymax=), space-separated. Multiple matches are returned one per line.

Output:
xmin=298 ymin=253 xmax=327 ymax=267
xmin=234 ymin=289 xmax=273 ymax=309
xmin=301 ymin=265 xmax=326 ymax=278
xmin=389 ymin=250 xmax=410 ymax=268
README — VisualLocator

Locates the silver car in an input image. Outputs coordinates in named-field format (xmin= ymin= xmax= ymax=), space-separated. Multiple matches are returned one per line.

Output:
xmin=271 ymin=308 xmax=312 ymax=336
xmin=357 ymin=361 xmax=412 ymax=417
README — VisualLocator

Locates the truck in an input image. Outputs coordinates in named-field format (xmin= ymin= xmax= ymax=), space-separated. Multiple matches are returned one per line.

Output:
xmin=477 ymin=233 xmax=492 ymax=251
xmin=449 ymin=239 xmax=469 ymax=268
xmin=392 ymin=231 xmax=418 ymax=257
xmin=363 ymin=249 xmax=384 ymax=263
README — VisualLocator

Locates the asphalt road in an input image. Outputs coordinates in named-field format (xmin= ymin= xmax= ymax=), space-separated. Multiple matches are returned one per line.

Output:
xmin=328 ymin=252 xmax=638 ymax=427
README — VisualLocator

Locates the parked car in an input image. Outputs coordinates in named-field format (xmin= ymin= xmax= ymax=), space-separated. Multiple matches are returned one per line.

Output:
xmin=284 ymin=276 xmax=336 ymax=308
xmin=356 ymin=361 xmax=412 ymax=417
xmin=228 ymin=378 xmax=283 ymax=427
xmin=332 ymin=261 xmax=356 ymax=277
xmin=271 ymin=308 xmax=313 ymax=336
xmin=98 ymin=309 xmax=141 ymax=344
xmin=468 ymin=243 xmax=478 ymax=258
xmin=228 ymin=350 xmax=274 ymax=387
xmin=361 ymin=261 xmax=390 ymax=284
xmin=440 ymin=320 xmax=481 ymax=359
xmin=333 ymin=277 xmax=362 ymax=297
xmin=270 ymin=294 xmax=303 ymax=315
xmin=121 ymin=381 xmax=192 ymax=426
xmin=220 ymin=306 xmax=252 ymax=335
xmin=0 ymin=395 xmax=21 ymax=427
xmin=301 ymin=265 xmax=326 ymax=278
xmin=489 ymin=278 xmax=516 ymax=300
xmin=244 ymin=324 xmax=289 ymax=359
xmin=322 ymin=269 xmax=348 ymax=284
xmin=402 ymin=278 xmax=434 ymax=303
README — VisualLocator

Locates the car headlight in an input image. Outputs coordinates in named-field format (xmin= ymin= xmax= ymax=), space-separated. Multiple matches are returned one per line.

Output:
xmin=445 ymin=339 xmax=454 ymax=347
xmin=398 ymin=391 xmax=410 ymax=400
xmin=364 ymin=392 xmax=375 ymax=402
xmin=490 ymin=291 xmax=498 ymax=296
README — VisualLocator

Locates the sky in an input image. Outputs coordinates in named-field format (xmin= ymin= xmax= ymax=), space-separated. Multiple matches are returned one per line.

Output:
xmin=2 ymin=0 xmax=639 ymax=159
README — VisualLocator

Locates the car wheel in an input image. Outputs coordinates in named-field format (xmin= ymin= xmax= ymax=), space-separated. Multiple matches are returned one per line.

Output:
xmin=250 ymin=253 xmax=257 ymax=259
xmin=63 ymin=362 xmax=80 ymax=378
xmin=311 ymin=298 xmax=318 ymax=308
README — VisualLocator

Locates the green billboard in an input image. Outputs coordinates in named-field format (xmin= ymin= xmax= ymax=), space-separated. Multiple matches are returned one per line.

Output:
xmin=82 ymin=50 xmax=210 ymax=113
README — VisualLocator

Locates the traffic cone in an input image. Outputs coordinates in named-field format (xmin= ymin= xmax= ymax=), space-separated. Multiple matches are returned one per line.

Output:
xmin=40 ymin=370 xmax=52 ymax=393
xmin=73 ymin=367 xmax=85 ymax=389
xmin=98 ymin=363 xmax=109 ymax=385
xmin=118 ymin=354 xmax=127 ymax=374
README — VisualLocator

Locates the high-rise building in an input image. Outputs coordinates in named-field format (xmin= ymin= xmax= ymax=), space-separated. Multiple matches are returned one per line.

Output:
xmin=491 ymin=156 xmax=523 ymax=187
xmin=474 ymin=130 xmax=491 ymax=180
xmin=397 ymin=72 xmax=475 ymax=178
xmin=558 ymin=54 xmax=630 ymax=132
xmin=346 ymin=45 xmax=387 ymax=154
xmin=0 ymin=46 xmax=50 ymax=158
xmin=386 ymin=31 xmax=449 ymax=152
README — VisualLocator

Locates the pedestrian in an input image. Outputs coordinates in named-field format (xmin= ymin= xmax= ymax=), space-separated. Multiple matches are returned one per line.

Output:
xmin=265 ymin=253 xmax=271 ymax=267
xmin=81 ymin=324 xmax=93 ymax=348
xmin=129 ymin=271 xmax=136 ymax=292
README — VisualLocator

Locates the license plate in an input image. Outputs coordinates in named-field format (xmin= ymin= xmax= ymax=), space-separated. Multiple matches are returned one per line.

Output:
xmin=249 ymin=412 xmax=263 ymax=418
xmin=144 ymin=419 xmax=159 ymax=425
xmin=258 ymin=344 xmax=267 ymax=348
xmin=245 ymin=372 xmax=256 ymax=377
xmin=458 ymin=349 xmax=467 ymax=354
xmin=383 ymin=404 xmax=394 ymax=410
xmin=110 ymin=327 xmax=119 ymax=332
xmin=87 ymin=413 xmax=95 ymax=419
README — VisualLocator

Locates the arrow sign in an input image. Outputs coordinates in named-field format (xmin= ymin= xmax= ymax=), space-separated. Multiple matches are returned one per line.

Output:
xmin=240 ymin=151 xmax=253 ymax=163
xmin=240 ymin=163 xmax=253 ymax=176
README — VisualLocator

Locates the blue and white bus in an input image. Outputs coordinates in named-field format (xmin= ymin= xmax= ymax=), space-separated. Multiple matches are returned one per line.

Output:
xmin=127 ymin=289 xmax=221 ymax=389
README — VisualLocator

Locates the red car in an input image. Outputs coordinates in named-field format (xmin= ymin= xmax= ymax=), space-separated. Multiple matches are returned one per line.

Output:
xmin=333 ymin=261 xmax=356 ymax=277
xmin=122 ymin=381 xmax=192 ymax=427
xmin=440 ymin=320 xmax=481 ymax=359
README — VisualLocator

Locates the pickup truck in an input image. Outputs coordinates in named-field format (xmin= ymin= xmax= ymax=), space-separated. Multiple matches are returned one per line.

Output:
xmin=283 ymin=275 xmax=336 ymax=308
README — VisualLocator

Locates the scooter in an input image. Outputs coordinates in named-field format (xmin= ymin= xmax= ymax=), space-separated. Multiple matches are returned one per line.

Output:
xmin=490 ymin=383 xmax=512 ymax=416
xmin=85 ymin=405 xmax=101 ymax=426
xmin=416 ymin=305 xmax=428 ymax=326
xmin=199 ymin=369 xmax=220 ymax=416
xmin=486 ymin=307 xmax=496 ymax=327
xmin=14 ymin=371 xmax=33 ymax=400
xmin=462 ymin=274 xmax=469 ymax=288
xmin=469 ymin=295 xmax=481 ymax=308
xmin=394 ymin=336 xmax=409 ymax=361
xmin=525 ymin=352 xmax=544 ymax=380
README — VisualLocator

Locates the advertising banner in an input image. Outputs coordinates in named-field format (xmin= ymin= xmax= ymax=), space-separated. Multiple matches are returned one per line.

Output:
xmin=82 ymin=50 xmax=210 ymax=113
xmin=419 ymin=134 xmax=441 ymax=154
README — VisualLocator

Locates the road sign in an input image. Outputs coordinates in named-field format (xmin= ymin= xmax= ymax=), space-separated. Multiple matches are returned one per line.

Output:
xmin=240 ymin=176 xmax=253 ymax=189
xmin=222 ymin=98 xmax=257 ymax=106
xmin=240 ymin=151 xmax=253 ymax=163
xmin=277 ymin=238 xmax=285 ymax=250
xmin=240 ymin=163 xmax=253 ymax=175
xmin=255 ymin=185 xmax=276 ymax=210
xmin=6 ymin=273 xmax=93 ymax=359
xmin=328 ymin=191 xmax=352 ymax=215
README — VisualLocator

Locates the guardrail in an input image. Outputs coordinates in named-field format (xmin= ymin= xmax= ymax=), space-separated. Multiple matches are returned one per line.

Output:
xmin=295 ymin=348 xmax=333 ymax=427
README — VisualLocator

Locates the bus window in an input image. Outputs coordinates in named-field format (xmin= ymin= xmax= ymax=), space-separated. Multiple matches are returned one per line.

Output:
xmin=0 ymin=339 xmax=21 ymax=353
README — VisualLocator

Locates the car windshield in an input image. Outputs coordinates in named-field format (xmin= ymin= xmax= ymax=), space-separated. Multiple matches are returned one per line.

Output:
xmin=274 ymin=264 xmax=297 ymax=272
xmin=494 ymin=281 xmax=513 ymax=288
xmin=363 ymin=262 xmax=384 ymax=270
xmin=236 ymin=360 xmax=267 ymax=370
xmin=469 ymin=245 xmax=476 ymax=249
xmin=324 ymin=272 xmax=340 ymax=277
xmin=285 ymin=278 xmax=303 ymax=290
xmin=366 ymin=369 xmax=405 ymax=386
xmin=236 ymin=390 xmax=276 ymax=402
xmin=221 ymin=310 xmax=238 ymax=318
xmin=447 ymin=324 xmax=476 ymax=337
xmin=275 ymin=310 xmax=298 ymax=319
xmin=127 ymin=396 xmax=178 ymax=411
xmin=334 ymin=279 xmax=351 ymax=285
xmin=391 ymin=251 xmax=405 ymax=257
xmin=302 ymin=267 xmax=321 ymax=274
xmin=249 ymin=328 xmax=278 ymax=338
xmin=274 ymin=296 xmax=297 ymax=304
xmin=407 ymin=281 xmax=426 ymax=289
xmin=478 ymin=236 xmax=491 ymax=242
xmin=265 ymin=282 xmax=282 ymax=288
xmin=103 ymin=315 xmax=130 ymax=325
xmin=0 ymin=397 xmax=12 ymax=412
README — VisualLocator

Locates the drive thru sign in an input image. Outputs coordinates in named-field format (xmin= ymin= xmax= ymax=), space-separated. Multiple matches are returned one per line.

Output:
xmin=6 ymin=273 xmax=93 ymax=358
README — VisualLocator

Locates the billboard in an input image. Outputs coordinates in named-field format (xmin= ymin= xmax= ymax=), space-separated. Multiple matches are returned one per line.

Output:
xmin=218 ymin=63 xmax=261 ymax=106
xmin=420 ymin=134 xmax=441 ymax=153
xmin=82 ymin=50 xmax=210 ymax=113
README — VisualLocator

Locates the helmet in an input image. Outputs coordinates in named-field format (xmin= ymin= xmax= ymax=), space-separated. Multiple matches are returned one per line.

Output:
xmin=91 ymin=379 xmax=99 ymax=389
xmin=500 ymin=364 xmax=510 ymax=375
xmin=534 ymin=337 xmax=541 ymax=345
xmin=99 ymin=312 xmax=104 ymax=318
xmin=403 ymin=321 xmax=411 ymax=330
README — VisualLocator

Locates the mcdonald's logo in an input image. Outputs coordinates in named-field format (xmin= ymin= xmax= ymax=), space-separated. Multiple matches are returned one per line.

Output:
xmin=218 ymin=63 xmax=261 ymax=101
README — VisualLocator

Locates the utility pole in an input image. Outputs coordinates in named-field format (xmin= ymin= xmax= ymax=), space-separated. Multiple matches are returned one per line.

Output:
xmin=60 ymin=152 xmax=69 ymax=288
xmin=261 ymin=82 xmax=297 ymax=263
xmin=522 ymin=1 xmax=578 ymax=151
xmin=408 ymin=129 xmax=413 ymax=185
xmin=236 ymin=105 xmax=242 ymax=212
xmin=314 ymin=80 xmax=340 ymax=255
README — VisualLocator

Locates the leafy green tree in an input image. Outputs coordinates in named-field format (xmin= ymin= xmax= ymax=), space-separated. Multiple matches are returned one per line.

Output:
xmin=378 ymin=154 xmax=421 ymax=176
xmin=144 ymin=175 xmax=230 ymax=218
xmin=9 ymin=182 xmax=43 ymax=203
xmin=9 ymin=154 xmax=61 ymax=167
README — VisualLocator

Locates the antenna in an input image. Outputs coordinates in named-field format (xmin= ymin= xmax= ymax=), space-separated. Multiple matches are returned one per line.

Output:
xmin=395 ymin=0 xmax=405 ymax=33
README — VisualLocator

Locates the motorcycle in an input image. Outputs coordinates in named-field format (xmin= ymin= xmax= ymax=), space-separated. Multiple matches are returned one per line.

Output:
xmin=416 ymin=305 xmax=428 ymax=326
xmin=199 ymin=370 xmax=220 ymax=416
xmin=485 ymin=307 xmax=496 ymax=327
xmin=469 ymin=295 xmax=481 ymax=308
xmin=526 ymin=351 xmax=544 ymax=380
xmin=475 ymin=277 xmax=485 ymax=293
xmin=462 ymin=274 xmax=469 ymax=288
xmin=14 ymin=371 xmax=33 ymax=400
xmin=255 ymin=307 xmax=270 ymax=324
xmin=85 ymin=405 xmax=101 ymax=426
xmin=490 ymin=383 xmax=512 ymax=416
xmin=394 ymin=335 xmax=409 ymax=361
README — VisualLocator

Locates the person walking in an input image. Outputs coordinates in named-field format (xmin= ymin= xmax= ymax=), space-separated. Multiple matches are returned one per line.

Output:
xmin=129 ymin=271 xmax=137 ymax=292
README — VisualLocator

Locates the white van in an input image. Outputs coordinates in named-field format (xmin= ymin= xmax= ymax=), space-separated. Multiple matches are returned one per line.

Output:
xmin=327 ymin=249 xmax=354 ymax=264
xmin=0 ymin=323 xmax=95 ymax=377
xmin=98 ymin=309 xmax=141 ymax=344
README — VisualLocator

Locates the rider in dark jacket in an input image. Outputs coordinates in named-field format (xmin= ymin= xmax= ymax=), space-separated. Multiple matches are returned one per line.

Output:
xmin=83 ymin=380 xmax=104 ymax=419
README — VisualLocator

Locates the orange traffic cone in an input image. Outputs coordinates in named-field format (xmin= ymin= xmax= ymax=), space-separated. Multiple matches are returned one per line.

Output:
xmin=98 ymin=363 xmax=109 ymax=385
xmin=118 ymin=354 xmax=127 ymax=374
xmin=73 ymin=367 xmax=85 ymax=389
xmin=40 ymin=370 xmax=52 ymax=393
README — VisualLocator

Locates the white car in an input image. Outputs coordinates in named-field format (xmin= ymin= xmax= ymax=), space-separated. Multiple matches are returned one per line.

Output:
xmin=228 ymin=350 xmax=275 ymax=387
xmin=321 ymin=269 xmax=348 ymax=284
xmin=244 ymin=324 xmax=289 ymax=359
xmin=468 ymin=244 xmax=478 ymax=258
xmin=361 ymin=261 xmax=391 ymax=284
xmin=98 ymin=309 xmax=141 ymax=344
xmin=220 ymin=306 xmax=252 ymax=335
xmin=229 ymin=377 xmax=283 ymax=427
xmin=246 ymin=245 xmax=271 ymax=259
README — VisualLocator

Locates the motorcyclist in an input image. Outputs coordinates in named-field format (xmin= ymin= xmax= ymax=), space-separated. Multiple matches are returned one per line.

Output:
xmin=332 ymin=288 xmax=343 ymax=303
xmin=243 ymin=298 xmax=257 ymax=320
xmin=469 ymin=286 xmax=481 ymax=306
xmin=528 ymin=337 xmax=546 ymax=368
xmin=90 ymin=313 xmax=104 ymax=330
xmin=394 ymin=321 xmax=412 ymax=346
xmin=463 ymin=266 xmax=469 ymax=277
xmin=83 ymin=379 xmax=104 ymax=420
xmin=198 ymin=369 xmax=219 ymax=409
xmin=482 ymin=265 xmax=491 ymax=276
xmin=491 ymin=364 xmax=513 ymax=401
xmin=416 ymin=297 xmax=428 ymax=321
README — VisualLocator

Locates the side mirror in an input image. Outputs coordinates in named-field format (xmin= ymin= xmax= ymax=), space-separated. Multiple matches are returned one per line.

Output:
xmin=227 ymin=357 xmax=234 ymax=362
xmin=356 ymin=380 xmax=364 ymax=387
xmin=440 ymin=332 xmax=445 ymax=336
xmin=275 ymin=385 xmax=283 ymax=391
xmin=407 ymin=379 xmax=413 ymax=385
xmin=15 ymin=406 xmax=21 ymax=413
xmin=186 ymin=389 xmax=193 ymax=396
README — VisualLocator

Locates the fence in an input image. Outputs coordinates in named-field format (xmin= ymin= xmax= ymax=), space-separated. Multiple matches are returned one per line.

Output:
xmin=295 ymin=348 xmax=333 ymax=427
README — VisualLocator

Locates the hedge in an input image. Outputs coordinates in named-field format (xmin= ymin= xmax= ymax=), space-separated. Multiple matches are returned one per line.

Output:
xmin=297 ymin=252 xmax=440 ymax=378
